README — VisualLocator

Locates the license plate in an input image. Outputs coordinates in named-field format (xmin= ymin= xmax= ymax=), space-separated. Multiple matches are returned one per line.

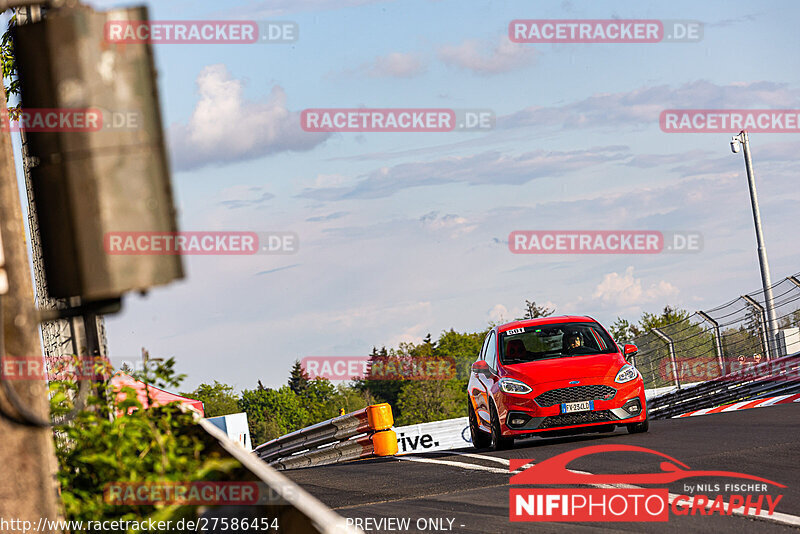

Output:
xmin=561 ymin=400 xmax=594 ymax=413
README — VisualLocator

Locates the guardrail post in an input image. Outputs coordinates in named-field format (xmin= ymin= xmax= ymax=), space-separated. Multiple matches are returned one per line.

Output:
xmin=742 ymin=295 xmax=771 ymax=360
xmin=367 ymin=403 xmax=397 ymax=456
xmin=652 ymin=327 xmax=680 ymax=389
xmin=697 ymin=311 xmax=725 ymax=375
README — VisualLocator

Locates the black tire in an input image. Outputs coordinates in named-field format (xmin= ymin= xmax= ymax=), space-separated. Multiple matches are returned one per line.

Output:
xmin=627 ymin=415 xmax=649 ymax=434
xmin=468 ymin=400 xmax=491 ymax=449
xmin=489 ymin=402 xmax=515 ymax=451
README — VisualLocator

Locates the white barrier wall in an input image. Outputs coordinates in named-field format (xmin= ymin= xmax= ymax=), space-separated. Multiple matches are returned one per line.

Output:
xmin=393 ymin=417 xmax=471 ymax=455
xmin=206 ymin=412 xmax=252 ymax=451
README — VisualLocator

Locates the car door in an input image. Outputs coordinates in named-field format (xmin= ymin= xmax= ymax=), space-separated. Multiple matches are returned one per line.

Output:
xmin=470 ymin=332 xmax=493 ymax=427
xmin=475 ymin=331 xmax=498 ymax=427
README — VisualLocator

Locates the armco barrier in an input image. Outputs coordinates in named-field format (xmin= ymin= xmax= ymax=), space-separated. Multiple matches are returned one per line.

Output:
xmin=198 ymin=419 xmax=360 ymax=534
xmin=647 ymin=350 xmax=800 ymax=419
xmin=255 ymin=403 xmax=397 ymax=470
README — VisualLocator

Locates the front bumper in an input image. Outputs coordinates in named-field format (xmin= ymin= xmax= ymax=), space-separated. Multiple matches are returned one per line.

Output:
xmin=496 ymin=377 xmax=646 ymax=435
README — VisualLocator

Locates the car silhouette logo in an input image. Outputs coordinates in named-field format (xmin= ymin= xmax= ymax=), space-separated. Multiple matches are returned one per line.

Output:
xmin=569 ymin=380 xmax=580 ymax=384
xmin=510 ymin=444 xmax=785 ymax=487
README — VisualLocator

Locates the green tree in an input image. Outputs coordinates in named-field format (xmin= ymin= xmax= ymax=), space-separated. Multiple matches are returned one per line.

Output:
xmin=354 ymin=346 xmax=405 ymax=414
xmin=354 ymin=330 xmax=488 ymax=425
xmin=1 ymin=14 xmax=20 ymax=116
xmin=639 ymin=305 xmax=690 ymax=331
xmin=622 ymin=306 xmax=717 ymax=388
xmin=517 ymin=300 xmax=554 ymax=320
xmin=434 ymin=328 xmax=486 ymax=382
xmin=720 ymin=326 xmax=761 ymax=360
xmin=396 ymin=376 xmax=463 ymax=425
xmin=239 ymin=386 xmax=309 ymax=445
xmin=301 ymin=377 xmax=337 ymax=423
xmin=287 ymin=360 xmax=309 ymax=395
xmin=779 ymin=308 xmax=800 ymax=329
xmin=180 ymin=381 xmax=239 ymax=418
xmin=609 ymin=318 xmax=642 ymax=342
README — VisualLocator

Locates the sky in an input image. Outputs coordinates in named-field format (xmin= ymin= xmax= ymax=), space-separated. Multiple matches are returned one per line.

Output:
xmin=12 ymin=0 xmax=800 ymax=391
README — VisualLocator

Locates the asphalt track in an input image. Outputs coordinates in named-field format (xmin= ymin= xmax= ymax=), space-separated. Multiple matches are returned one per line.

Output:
xmin=286 ymin=403 xmax=800 ymax=533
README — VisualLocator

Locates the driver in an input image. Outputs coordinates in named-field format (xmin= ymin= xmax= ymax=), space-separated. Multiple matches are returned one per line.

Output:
xmin=506 ymin=339 xmax=527 ymax=360
xmin=564 ymin=333 xmax=582 ymax=352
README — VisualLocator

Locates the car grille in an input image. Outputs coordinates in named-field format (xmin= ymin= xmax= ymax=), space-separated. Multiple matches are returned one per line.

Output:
xmin=534 ymin=385 xmax=617 ymax=407
xmin=539 ymin=410 xmax=613 ymax=429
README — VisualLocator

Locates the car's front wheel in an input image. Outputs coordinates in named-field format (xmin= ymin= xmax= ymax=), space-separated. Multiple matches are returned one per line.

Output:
xmin=468 ymin=400 xmax=491 ymax=449
xmin=626 ymin=413 xmax=649 ymax=434
xmin=488 ymin=401 xmax=514 ymax=451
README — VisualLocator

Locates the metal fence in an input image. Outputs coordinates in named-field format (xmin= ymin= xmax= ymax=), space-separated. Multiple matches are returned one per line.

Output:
xmin=630 ymin=273 xmax=800 ymax=391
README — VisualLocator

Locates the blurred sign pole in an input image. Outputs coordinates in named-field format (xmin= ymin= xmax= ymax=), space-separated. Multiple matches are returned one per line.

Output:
xmin=0 ymin=82 xmax=63 ymax=531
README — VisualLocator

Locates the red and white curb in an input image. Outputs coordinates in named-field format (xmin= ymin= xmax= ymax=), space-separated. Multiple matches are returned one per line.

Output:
xmin=676 ymin=393 xmax=800 ymax=418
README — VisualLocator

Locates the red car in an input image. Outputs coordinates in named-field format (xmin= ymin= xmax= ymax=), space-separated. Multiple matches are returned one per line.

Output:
xmin=467 ymin=316 xmax=647 ymax=450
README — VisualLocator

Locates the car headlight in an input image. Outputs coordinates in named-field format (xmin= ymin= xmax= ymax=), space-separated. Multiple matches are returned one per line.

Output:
xmin=615 ymin=364 xmax=639 ymax=384
xmin=499 ymin=377 xmax=532 ymax=395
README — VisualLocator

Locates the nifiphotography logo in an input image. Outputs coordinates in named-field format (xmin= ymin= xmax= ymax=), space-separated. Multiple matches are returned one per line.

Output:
xmin=509 ymin=444 xmax=785 ymax=522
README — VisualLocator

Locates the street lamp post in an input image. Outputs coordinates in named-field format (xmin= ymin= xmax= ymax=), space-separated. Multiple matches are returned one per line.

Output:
xmin=730 ymin=130 xmax=779 ymax=359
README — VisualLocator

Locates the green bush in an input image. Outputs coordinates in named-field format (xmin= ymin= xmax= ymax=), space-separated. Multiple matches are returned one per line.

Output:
xmin=52 ymin=358 xmax=239 ymax=530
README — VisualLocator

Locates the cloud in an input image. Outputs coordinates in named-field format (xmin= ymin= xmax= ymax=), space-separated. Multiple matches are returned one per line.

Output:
xmin=488 ymin=304 xmax=516 ymax=324
xmin=499 ymin=80 xmax=800 ymax=130
xmin=228 ymin=0 xmax=391 ymax=17
xmin=169 ymin=64 xmax=329 ymax=171
xmin=487 ymin=299 xmax=558 ymax=324
xmin=592 ymin=267 xmax=678 ymax=308
xmin=384 ymin=323 xmax=428 ymax=348
xmin=306 ymin=211 xmax=349 ymax=222
xmin=255 ymin=263 xmax=301 ymax=276
xmin=707 ymin=13 xmax=760 ymax=28
xmin=297 ymin=146 xmax=628 ymax=201
xmin=420 ymin=211 xmax=477 ymax=238
xmin=624 ymin=150 xmax=711 ymax=169
xmin=217 ymin=185 xmax=274 ymax=209
xmin=438 ymin=36 xmax=536 ymax=75
xmin=359 ymin=52 xmax=426 ymax=78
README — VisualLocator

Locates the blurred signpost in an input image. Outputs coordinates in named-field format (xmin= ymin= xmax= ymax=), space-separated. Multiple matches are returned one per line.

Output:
xmin=0 ymin=2 xmax=182 ymax=529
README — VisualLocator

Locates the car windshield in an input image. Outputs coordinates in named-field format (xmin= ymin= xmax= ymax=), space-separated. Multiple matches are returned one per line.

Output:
xmin=499 ymin=322 xmax=616 ymax=364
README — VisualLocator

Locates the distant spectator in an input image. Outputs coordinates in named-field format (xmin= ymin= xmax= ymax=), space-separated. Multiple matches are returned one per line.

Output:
xmin=735 ymin=354 xmax=750 ymax=372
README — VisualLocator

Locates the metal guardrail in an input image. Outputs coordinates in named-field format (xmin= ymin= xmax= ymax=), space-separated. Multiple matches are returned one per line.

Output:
xmin=628 ymin=272 xmax=800 ymax=391
xmin=199 ymin=419 xmax=361 ymax=534
xmin=255 ymin=403 xmax=398 ymax=470
xmin=647 ymin=351 xmax=800 ymax=419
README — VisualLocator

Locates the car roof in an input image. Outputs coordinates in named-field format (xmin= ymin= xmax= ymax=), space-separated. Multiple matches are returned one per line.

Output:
xmin=497 ymin=315 xmax=596 ymax=334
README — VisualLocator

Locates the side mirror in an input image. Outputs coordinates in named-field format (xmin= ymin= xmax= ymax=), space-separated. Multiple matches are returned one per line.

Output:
xmin=623 ymin=344 xmax=638 ymax=362
xmin=471 ymin=360 xmax=490 ymax=375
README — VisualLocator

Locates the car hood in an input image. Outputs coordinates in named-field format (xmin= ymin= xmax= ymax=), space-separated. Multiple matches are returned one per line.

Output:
xmin=502 ymin=353 xmax=626 ymax=385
